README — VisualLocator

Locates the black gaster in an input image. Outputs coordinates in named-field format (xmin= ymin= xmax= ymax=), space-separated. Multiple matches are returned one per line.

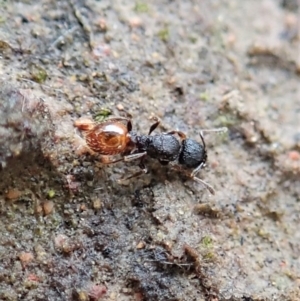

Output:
xmin=179 ymin=138 xmax=207 ymax=169
xmin=146 ymin=134 xmax=181 ymax=162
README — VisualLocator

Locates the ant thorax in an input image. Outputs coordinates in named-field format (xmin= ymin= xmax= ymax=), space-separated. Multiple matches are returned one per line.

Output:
xmin=135 ymin=133 xmax=181 ymax=162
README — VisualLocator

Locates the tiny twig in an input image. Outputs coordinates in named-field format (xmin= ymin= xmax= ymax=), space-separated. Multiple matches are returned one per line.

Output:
xmin=69 ymin=0 xmax=94 ymax=50
xmin=49 ymin=26 xmax=78 ymax=50
xmin=144 ymin=259 xmax=192 ymax=267
xmin=20 ymin=78 xmax=64 ymax=94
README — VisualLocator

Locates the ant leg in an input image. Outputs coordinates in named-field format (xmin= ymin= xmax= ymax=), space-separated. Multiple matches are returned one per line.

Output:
xmin=166 ymin=130 xmax=186 ymax=140
xmin=171 ymin=164 xmax=215 ymax=195
xmin=138 ymin=157 xmax=148 ymax=173
xmin=118 ymin=156 xmax=148 ymax=182
xmin=100 ymin=156 xmax=123 ymax=164
xmin=190 ymin=175 xmax=215 ymax=195
xmin=123 ymin=152 xmax=147 ymax=162
xmin=118 ymin=170 xmax=145 ymax=182
xmin=191 ymin=162 xmax=205 ymax=177
xmin=100 ymin=152 xmax=147 ymax=164
xmin=127 ymin=119 xmax=132 ymax=132
xmin=148 ymin=119 xmax=160 ymax=135
xmin=190 ymin=162 xmax=214 ymax=194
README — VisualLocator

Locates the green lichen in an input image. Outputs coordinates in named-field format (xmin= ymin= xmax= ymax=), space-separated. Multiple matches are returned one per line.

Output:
xmin=0 ymin=40 xmax=12 ymax=52
xmin=158 ymin=27 xmax=169 ymax=42
xmin=47 ymin=189 xmax=56 ymax=199
xmin=188 ymin=35 xmax=197 ymax=44
xmin=30 ymin=64 xmax=47 ymax=83
xmin=201 ymin=236 xmax=213 ymax=248
xmin=214 ymin=113 xmax=239 ymax=127
xmin=200 ymin=236 xmax=215 ymax=262
xmin=94 ymin=108 xmax=112 ymax=122
xmin=199 ymin=91 xmax=210 ymax=101
xmin=257 ymin=228 xmax=270 ymax=239
xmin=203 ymin=251 xmax=215 ymax=261
xmin=134 ymin=2 xmax=149 ymax=13
xmin=34 ymin=226 xmax=44 ymax=237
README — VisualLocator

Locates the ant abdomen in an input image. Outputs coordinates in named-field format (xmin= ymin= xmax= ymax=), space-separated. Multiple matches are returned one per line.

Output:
xmin=85 ymin=120 xmax=131 ymax=155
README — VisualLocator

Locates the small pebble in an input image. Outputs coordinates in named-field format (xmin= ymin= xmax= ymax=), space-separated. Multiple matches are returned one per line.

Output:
xmin=116 ymin=103 xmax=124 ymax=111
xmin=92 ymin=199 xmax=102 ymax=210
xmin=129 ymin=17 xmax=143 ymax=28
xmin=121 ymin=287 xmax=132 ymax=294
xmin=80 ymin=203 xmax=87 ymax=211
xmin=136 ymin=241 xmax=145 ymax=249
xmin=5 ymin=188 xmax=22 ymax=201
xmin=35 ymin=205 xmax=43 ymax=215
xmin=19 ymin=252 xmax=34 ymax=267
xmin=285 ymin=13 xmax=297 ymax=28
xmin=75 ymin=291 xmax=89 ymax=301
xmin=134 ymin=292 xmax=143 ymax=301
xmin=97 ymin=18 xmax=107 ymax=31
xmin=88 ymin=283 xmax=107 ymax=300
xmin=27 ymin=274 xmax=40 ymax=282
xmin=288 ymin=150 xmax=300 ymax=161
xmin=74 ymin=117 xmax=95 ymax=131
xmin=43 ymin=200 xmax=54 ymax=215
xmin=54 ymin=234 xmax=68 ymax=249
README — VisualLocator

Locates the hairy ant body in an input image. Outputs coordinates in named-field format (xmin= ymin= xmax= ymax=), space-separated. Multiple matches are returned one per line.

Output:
xmin=75 ymin=117 xmax=225 ymax=194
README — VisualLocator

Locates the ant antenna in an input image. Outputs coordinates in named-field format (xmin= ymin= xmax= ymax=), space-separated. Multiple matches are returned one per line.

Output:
xmin=199 ymin=132 xmax=206 ymax=150
xmin=199 ymin=127 xmax=227 ymax=149
xmin=200 ymin=127 xmax=228 ymax=134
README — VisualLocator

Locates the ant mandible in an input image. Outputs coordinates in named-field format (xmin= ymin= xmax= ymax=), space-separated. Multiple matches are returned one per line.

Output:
xmin=75 ymin=116 xmax=226 ymax=194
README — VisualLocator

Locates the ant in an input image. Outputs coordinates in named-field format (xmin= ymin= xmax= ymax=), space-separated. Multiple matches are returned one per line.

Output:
xmin=75 ymin=116 xmax=226 ymax=194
